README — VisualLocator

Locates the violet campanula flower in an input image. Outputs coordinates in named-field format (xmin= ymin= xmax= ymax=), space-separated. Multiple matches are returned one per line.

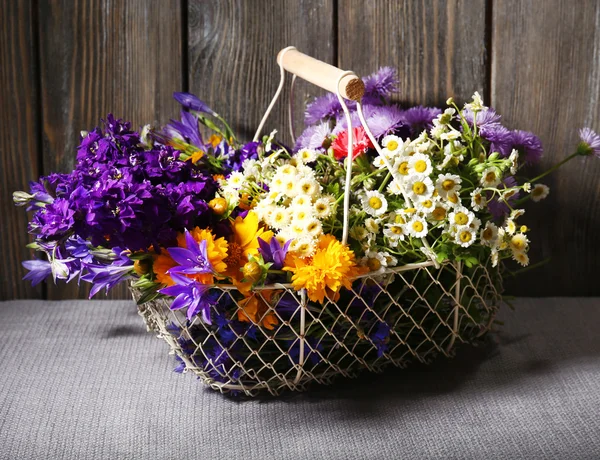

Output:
xmin=369 ymin=321 xmax=391 ymax=357
xmin=173 ymin=92 xmax=215 ymax=116
xmin=577 ymin=128 xmax=600 ymax=157
xmin=159 ymin=272 xmax=215 ymax=323
xmin=167 ymin=230 xmax=214 ymax=275
xmin=257 ymin=237 xmax=290 ymax=270
xmin=22 ymin=259 xmax=52 ymax=286
xmin=511 ymin=130 xmax=543 ymax=164
xmin=80 ymin=248 xmax=134 ymax=298
xmin=164 ymin=110 xmax=204 ymax=148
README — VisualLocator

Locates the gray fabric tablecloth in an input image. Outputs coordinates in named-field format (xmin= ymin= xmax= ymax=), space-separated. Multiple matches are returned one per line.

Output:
xmin=1 ymin=297 xmax=599 ymax=459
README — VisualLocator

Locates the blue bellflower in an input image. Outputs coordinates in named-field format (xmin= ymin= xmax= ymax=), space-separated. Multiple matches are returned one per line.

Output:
xmin=159 ymin=272 xmax=215 ymax=323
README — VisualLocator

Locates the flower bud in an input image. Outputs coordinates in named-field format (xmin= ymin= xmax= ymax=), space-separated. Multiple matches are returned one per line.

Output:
xmin=209 ymin=197 xmax=228 ymax=215
xmin=242 ymin=260 xmax=262 ymax=283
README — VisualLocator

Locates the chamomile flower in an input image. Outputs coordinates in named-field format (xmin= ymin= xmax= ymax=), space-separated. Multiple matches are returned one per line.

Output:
xmin=510 ymin=209 xmax=525 ymax=220
xmin=416 ymin=198 xmax=436 ymax=214
xmin=491 ymin=248 xmax=500 ymax=267
xmin=430 ymin=204 xmax=448 ymax=222
xmin=504 ymin=218 xmax=517 ymax=235
xmin=293 ymin=236 xmax=317 ymax=259
xmin=382 ymin=135 xmax=403 ymax=157
xmin=512 ymin=250 xmax=530 ymax=267
xmin=448 ymin=206 xmax=474 ymax=227
xmin=362 ymin=190 xmax=388 ymax=217
xmin=407 ymin=215 xmax=428 ymax=238
xmin=304 ymin=218 xmax=323 ymax=237
xmin=465 ymin=91 xmax=484 ymax=112
xmin=406 ymin=175 xmax=434 ymax=203
xmin=361 ymin=251 xmax=388 ymax=274
xmin=435 ymin=174 xmax=462 ymax=198
xmin=314 ymin=197 xmax=334 ymax=218
xmin=523 ymin=182 xmax=532 ymax=193
xmin=291 ymin=205 xmax=313 ymax=224
xmin=296 ymin=177 xmax=321 ymax=197
xmin=531 ymin=183 xmax=550 ymax=202
xmin=270 ymin=206 xmax=291 ymax=229
xmin=295 ymin=148 xmax=318 ymax=164
xmin=470 ymin=188 xmax=487 ymax=211
xmin=350 ymin=225 xmax=368 ymax=241
xmin=455 ymin=225 xmax=476 ymax=247
xmin=291 ymin=194 xmax=312 ymax=208
xmin=509 ymin=233 xmax=529 ymax=252
xmin=227 ymin=171 xmax=245 ymax=190
xmin=373 ymin=155 xmax=388 ymax=169
xmin=408 ymin=153 xmax=433 ymax=175
xmin=480 ymin=222 xmax=499 ymax=246
xmin=393 ymin=157 xmax=410 ymax=177
xmin=383 ymin=223 xmax=407 ymax=243
xmin=282 ymin=178 xmax=299 ymax=197
xmin=364 ymin=218 xmax=380 ymax=234
xmin=440 ymin=129 xmax=461 ymax=141
xmin=480 ymin=167 xmax=501 ymax=187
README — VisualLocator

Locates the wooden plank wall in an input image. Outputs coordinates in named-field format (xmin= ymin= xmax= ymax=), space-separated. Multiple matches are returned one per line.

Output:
xmin=1 ymin=0 xmax=598 ymax=300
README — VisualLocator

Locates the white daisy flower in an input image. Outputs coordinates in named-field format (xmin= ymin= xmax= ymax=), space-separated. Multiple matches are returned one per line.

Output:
xmin=386 ymin=179 xmax=404 ymax=196
xmin=291 ymin=194 xmax=312 ymax=208
xmin=291 ymin=205 xmax=314 ymax=225
xmin=491 ymin=248 xmax=500 ymax=267
xmin=270 ymin=206 xmax=291 ymax=229
xmin=470 ymin=188 xmax=487 ymax=211
xmin=227 ymin=171 xmax=245 ymax=190
xmin=242 ymin=159 xmax=260 ymax=178
xmin=314 ymin=197 xmax=334 ymax=218
xmin=393 ymin=157 xmax=410 ymax=177
xmin=469 ymin=217 xmax=482 ymax=232
xmin=523 ymin=182 xmax=532 ymax=193
xmin=454 ymin=225 xmax=476 ymax=247
xmin=350 ymin=225 xmax=368 ymax=241
xmin=416 ymin=198 xmax=436 ymax=215
xmin=430 ymin=125 xmax=446 ymax=139
xmin=365 ymin=218 xmax=380 ymax=234
xmin=296 ymin=177 xmax=321 ymax=197
xmin=293 ymin=236 xmax=317 ymax=259
xmin=304 ymin=218 xmax=323 ymax=238
xmin=509 ymin=149 xmax=519 ymax=174
xmin=381 ymin=252 xmax=398 ymax=267
xmin=406 ymin=175 xmax=434 ymax=203
xmin=504 ymin=218 xmax=517 ymax=235
xmin=480 ymin=167 xmax=501 ymax=187
xmin=295 ymin=148 xmax=318 ymax=164
xmin=407 ymin=216 xmax=428 ymax=238
xmin=361 ymin=251 xmax=388 ymax=274
xmin=440 ymin=129 xmax=461 ymax=141
xmin=448 ymin=206 xmax=474 ymax=227
xmin=282 ymin=178 xmax=299 ymax=197
xmin=408 ymin=153 xmax=433 ymax=176
xmin=512 ymin=250 xmax=530 ymax=267
xmin=429 ymin=203 xmax=448 ymax=222
xmin=278 ymin=164 xmax=297 ymax=177
xmin=531 ymin=184 xmax=550 ymax=202
xmin=382 ymin=135 xmax=403 ymax=156
xmin=480 ymin=222 xmax=499 ymax=246
xmin=509 ymin=233 xmax=529 ymax=252
xmin=362 ymin=190 xmax=388 ymax=217
xmin=435 ymin=173 xmax=462 ymax=198
xmin=383 ymin=223 xmax=407 ymax=243
xmin=373 ymin=155 xmax=388 ymax=169
xmin=510 ymin=209 xmax=525 ymax=220
xmin=501 ymin=188 xmax=518 ymax=201
xmin=465 ymin=91 xmax=485 ymax=112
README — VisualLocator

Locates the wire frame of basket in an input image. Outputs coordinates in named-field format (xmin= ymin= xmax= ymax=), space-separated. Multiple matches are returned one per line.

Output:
xmin=133 ymin=260 xmax=501 ymax=396
xmin=133 ymin=48 xmax=503 ymax=396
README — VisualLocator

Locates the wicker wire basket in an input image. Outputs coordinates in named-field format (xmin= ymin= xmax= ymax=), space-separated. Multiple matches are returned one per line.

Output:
xmin=132 ymin=48 xmax=504 ymax=396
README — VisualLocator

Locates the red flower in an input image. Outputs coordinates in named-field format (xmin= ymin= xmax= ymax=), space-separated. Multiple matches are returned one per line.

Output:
xmin=332 ymin=127 xmax=374 ymax=160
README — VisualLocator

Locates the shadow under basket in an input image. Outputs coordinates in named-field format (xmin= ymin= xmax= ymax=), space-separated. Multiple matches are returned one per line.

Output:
xmin=132 ymin=260 xmax=502 ymax=396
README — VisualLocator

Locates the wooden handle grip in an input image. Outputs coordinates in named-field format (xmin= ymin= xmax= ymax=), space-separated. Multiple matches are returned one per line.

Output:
xmin=277 ymin=48 xmax=364 ymax=102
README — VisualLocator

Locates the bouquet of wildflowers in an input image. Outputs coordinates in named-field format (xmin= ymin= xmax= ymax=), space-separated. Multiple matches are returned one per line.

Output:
xmin=14 ymin=60 xmax=600 ymax=394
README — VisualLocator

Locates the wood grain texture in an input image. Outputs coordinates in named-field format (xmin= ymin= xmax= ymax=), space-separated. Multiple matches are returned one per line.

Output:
xmin=187 ymin=0 xmax=335 ymax=146
xmin=0 ymin=0 xmax=43 ymax=300
xmin=492 ymin=0 xmax=600 ymax=296
xmin=38 ymin=0 xmax=183 ymax=299
xmin=337 ymin=0 xmax=487 ymax=105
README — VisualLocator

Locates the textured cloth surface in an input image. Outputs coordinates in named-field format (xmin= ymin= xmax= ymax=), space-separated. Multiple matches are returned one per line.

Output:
xmin=1 ymin=298 xmax=599 ymax=459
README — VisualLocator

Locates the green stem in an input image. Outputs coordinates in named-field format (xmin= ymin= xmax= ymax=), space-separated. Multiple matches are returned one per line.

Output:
xmin=378 ymin=172 xmax=392 ymax=192
xmin=527 ymin=152 xmax=579 ymax=183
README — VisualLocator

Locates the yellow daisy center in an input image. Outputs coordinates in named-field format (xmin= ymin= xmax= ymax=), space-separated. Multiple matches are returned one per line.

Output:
xmin=421 ymin=200 xmax=433 ymax=208
xmin=412 ymin=221 xmax=424 ymax=232
xmin=448 ymin=193 xmax=459 ymax=204
xmin=454 ymin=212 xmax=469 ymax=225
xmin=367 ymin=258 xmax=382 ymax=271
xmin=432 ymin=207 xmax=446 ymax=221
xmin=482 ymin=228 xmax=494 ymax=240
xmin=414 ymin=160 xmax=428 ymax=173
xmin=511 ymin=236 xmax=526 ymax=250
xmin=485 ymin=171 xmax=497 ymax=182
xmin=390 ymin=225 xmax=403 ymax=235
xmin=442 ymin=179 xmax=455 ymax=191
xmin=369 ymin=197 xmax=383 ymax=209
xmin=459 ymin=231 xmax=472 ymax=243
xmin=412 ymin=181 xmax=426 ymax=195
xmin=387 ymin=140 xmax=399 ymax=151
xmin=398 ymin=161 xmax=409 ymax=175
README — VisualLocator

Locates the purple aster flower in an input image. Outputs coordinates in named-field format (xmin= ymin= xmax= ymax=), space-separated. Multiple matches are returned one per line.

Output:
xmin=294 ymin=122 xmax=332 ymax=151
xmin=369 ymin=321 xmax=391 ymax=357
xmin=159 ymin=272 xmax=215 ymax=323
xmin=403 ymin=106 xmax=442 ymax=137
xmin=257 ymin=237 xmax=291 ymax=270
xmin=578 ymin=128 xmax=600 ymax=157
xmin=80 ymin=248 xmax=134 ymax=298
xmin=463 ymin=108 xmax=502 ymax=128
xmin=480 ymin=124 xmax=513 ymax=157
xmin=173 ymin=92 xmax=215 ymax=116
xmin=167 ymin=230 xmax=214 ymax=275
xmin=359 ymin=104 xmax=407 ymax=138
xmin=511 ymin=130 xmax=543 ymax=164
xmin=22 ymin=259 xmax=52 ymax=286
xmin=304 ymin=92 xmax=345 ymax=125
xmin=362 ymin=67 xmax=399 ymax=104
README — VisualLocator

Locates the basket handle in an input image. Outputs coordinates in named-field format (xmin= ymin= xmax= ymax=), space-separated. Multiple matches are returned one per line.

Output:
xmin=277 ymin=48 xmax=365 ymax=102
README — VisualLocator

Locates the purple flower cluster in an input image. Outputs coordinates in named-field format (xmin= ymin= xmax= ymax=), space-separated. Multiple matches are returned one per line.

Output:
xmin=26 ymin=114 xmax=217 ymax=251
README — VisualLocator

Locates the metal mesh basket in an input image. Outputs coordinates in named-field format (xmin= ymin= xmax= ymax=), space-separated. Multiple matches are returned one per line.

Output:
xmin=132 ymin=260 xmax=502 ymax=396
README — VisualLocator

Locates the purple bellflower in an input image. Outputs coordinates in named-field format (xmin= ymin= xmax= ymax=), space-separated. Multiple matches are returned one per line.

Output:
xmin=173 ymin=92 xmax=215 ymax=116
xmin=258 ymin=237 xmax=291 ymax=270
xmin=159 ymin=272 xmax=215 ymax=323
xmin=167 ymin=230 xmax=214 ymax=275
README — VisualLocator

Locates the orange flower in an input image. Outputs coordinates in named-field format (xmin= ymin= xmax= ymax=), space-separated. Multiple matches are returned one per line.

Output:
xmin=237 ymin=290 xmax=279 ymax=330
xmin=153 ymin=228 xmax=228 ymax=286
xmin=283 ymin=235 xmax=368 ymax=303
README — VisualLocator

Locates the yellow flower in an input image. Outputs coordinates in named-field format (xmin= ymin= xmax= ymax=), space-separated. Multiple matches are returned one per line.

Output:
xmin=153 ymin=227 xmax=228 ymax=286
xmin=237 ymin=290 xmax=279 ymax=330
xmin=224 ymin=211 xmax=273 ymax=293
xmin=283 ymin=235 xmax=368 ymax=303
